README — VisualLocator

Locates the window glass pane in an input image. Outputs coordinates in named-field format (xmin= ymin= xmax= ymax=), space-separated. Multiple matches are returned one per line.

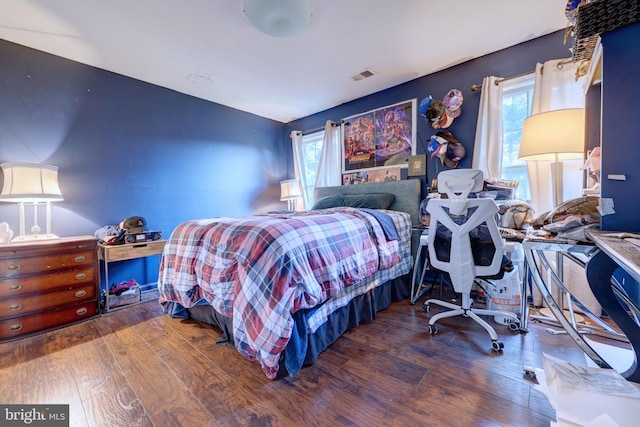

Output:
xmin=501 ymin=74 xmax=534 ymax=202
xmin=301 ymin=131 xmax=324 ymax=202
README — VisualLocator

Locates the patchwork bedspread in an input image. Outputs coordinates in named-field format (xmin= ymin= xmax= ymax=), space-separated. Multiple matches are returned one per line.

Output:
xmin=158 ymin=207 xmax=411 ymax=378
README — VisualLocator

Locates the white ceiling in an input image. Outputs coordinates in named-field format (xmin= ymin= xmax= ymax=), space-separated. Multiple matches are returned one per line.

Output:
xmin=0 ymin=0 xmax=570 ymax=123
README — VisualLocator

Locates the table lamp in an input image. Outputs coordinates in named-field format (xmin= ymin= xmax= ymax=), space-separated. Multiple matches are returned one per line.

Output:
xmin=280 ymin=179 xmax=301 ymax=211
xmin=518 ymin=108 xmax=585 ymax=206
xmin=0 ymin=162 xmax=64 ymax=240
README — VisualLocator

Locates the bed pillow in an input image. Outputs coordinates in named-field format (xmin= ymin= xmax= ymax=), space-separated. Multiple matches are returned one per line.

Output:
xmin=344 ymin=193 xmax=396 ymax=209
xmin=311 ymin=195 xmax=346 ymax=210
xmin=311 ymin=193 xmax=396 ymax=210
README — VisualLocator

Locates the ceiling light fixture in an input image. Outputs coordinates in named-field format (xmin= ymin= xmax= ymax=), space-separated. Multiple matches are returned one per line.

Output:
xmin=187 ymin=70 xmax=214 ymax=85
xmin=243 ymin=0 xmax=312 ymax=38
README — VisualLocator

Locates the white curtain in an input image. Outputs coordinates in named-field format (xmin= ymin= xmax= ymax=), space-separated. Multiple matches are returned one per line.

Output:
xmin=315 ymin=120 xmax=342 ymax=188
xmin=472 ymin=76 xmax=503 ymax=179
xmin=527 ymin=59 xmax=596 ymax=311
xmin=290 ymin=130 xmax=308 ymax=210
xmin=291 ymin=120 xmax=341 ymax=210
xmin=527 ymin=58 xmax=586 ymax=215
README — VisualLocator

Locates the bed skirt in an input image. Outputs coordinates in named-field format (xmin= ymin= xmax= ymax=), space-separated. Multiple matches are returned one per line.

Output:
xmin=184 ymin=273 xmax=410 ymax=378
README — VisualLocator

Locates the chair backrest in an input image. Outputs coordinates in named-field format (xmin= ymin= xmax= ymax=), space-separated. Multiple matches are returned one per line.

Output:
xmin=426 ymin=169 xmax=504 ymax=294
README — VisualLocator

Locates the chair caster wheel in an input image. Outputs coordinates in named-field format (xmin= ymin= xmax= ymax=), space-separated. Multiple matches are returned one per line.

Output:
xmin=429 ymin=324 xmax=437 ymax=334
xmin=423 ymin=303 xmax=430 ymax=313
xmin=524 ymin=367 xmax=537 ymax=379
xmin=508 ymin=320 xmax=520 ymax=331
xmin=491 ymin=341 xmax=504 ymax=351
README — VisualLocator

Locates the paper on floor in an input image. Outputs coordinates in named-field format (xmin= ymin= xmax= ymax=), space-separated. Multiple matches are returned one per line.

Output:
xmin=536 ymin=353 xmax=640 ymax=427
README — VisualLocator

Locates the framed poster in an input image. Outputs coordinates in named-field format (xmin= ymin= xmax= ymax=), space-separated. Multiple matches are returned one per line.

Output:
xmin=342 ymin=99 xmax=416 ymax=174
xmin=407 ymin=154 xmax=426 ymax=177
xmin=342 ymin=171 xmax=369 ymax=185
xmin=367 ymin=167 xmax=401 ymax=183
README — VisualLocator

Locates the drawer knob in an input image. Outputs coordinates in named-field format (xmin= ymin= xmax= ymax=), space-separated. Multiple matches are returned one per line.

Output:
xmin=10 ymin=323 xmax=23 ymax=332
xmin=76 ymin=307 xmax=88 ymax=316
xmin=9 ymin=284 xmax=22 ymax=291
xmin=9 ymin=303 xmax=22 ymax=311
xmin=75 ymin=290 xmax=87 ymax=298
xmin=75 ymin=273 xmax=87 ymax=280
xmin=8 ymin=264 xmax=20 ymax=271
xmin=74 ymin=255 xmax=86 ymax=263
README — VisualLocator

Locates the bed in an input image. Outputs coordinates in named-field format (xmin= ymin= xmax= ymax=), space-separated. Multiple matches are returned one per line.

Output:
xmin=158 ymin=179 xmax=421 ymax=379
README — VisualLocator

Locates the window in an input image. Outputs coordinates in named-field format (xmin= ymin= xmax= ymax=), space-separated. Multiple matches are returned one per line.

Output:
xmin=300 ymin=130 xmax=324 ymax=203
xmin=501 ymin=74 xmax=534 ymax=201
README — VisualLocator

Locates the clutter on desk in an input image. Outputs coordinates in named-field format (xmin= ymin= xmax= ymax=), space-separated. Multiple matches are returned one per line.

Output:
xmin=535 ymin=352 xmax=640 ymax=427
xmin=530 ymin=196 xmax=600 ymax=228
xmin=478 ymin=177 xmax=519 ymax=201
xmin=94 ymin=216 xmax=162 ymax=245
xmin=497 ymin=200 xmax=535 ymax=230
xmin=529 ymin=196 xmax=601 ymax=243
xmin=94 ymin=224 xmax=125 ymax=245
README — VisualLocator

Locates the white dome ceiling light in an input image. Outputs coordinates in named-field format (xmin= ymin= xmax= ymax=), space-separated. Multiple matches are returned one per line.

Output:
xmin=243 ymin=0 xmax=312 ymax=38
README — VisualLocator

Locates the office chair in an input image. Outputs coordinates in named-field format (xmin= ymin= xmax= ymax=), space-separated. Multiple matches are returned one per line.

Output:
xmin=423 ymin=169 xmax=519 ymax=351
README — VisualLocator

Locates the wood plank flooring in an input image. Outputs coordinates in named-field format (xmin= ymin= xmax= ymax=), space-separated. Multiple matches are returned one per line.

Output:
xmin=0 ymin=290 xmax=594 ymax=427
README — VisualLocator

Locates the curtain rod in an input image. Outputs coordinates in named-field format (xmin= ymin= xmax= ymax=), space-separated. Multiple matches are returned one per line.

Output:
xmin=470 ymin=58 xmax=575 ymax=91
xmin=290 ymin=120 xmax=343 ymax=138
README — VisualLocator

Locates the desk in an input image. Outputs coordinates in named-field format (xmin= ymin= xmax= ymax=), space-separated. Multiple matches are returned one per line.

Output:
xmin=584 ymin=230 xmax=640 ymax=382
xmin=523 ymin=233 xmax=640 ymax=382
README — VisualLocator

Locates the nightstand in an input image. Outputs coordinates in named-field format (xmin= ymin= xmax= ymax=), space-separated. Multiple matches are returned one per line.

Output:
xmin=97 ymin=240 xmax=166 ymax=312
xmin=0 ymin=236 xmax=99 ymax=341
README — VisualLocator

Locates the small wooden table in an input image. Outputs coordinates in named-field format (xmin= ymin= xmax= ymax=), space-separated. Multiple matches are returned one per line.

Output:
xmin=97 ymin=240 xmax=166 ymax=312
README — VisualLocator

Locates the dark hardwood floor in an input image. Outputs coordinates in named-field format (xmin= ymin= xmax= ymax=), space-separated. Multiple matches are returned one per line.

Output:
xmin=0 ymin=289 xmax=593 ymax=427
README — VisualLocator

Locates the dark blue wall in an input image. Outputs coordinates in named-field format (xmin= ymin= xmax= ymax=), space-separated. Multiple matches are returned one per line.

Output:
xmin=0 ymin=39 xmax=288 ymax=241
xmin=600 ymin=22 xmax=640 ymax=232
xmin=286 ymin=30 xmax=572 ymax=197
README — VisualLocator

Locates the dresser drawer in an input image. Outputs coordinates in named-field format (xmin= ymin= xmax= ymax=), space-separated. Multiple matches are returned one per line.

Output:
xmin=0 ymin=284 xmax=96 ymax=319
xmin=0 ymin=267 xmax=96 ymax=298
xmin=0 ymin=301 xmax=98 ymax=340
xmin=99 ymin=240 xmax=166 ymax=262
xmin=0 ymin=237 xmax=96 ymax=258
xmin=0 ymin=250 xmax=95 ymax=277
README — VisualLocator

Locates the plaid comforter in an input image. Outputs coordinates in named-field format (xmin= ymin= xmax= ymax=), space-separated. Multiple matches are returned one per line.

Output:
xmin=158 ymin=207 xmax=411 ymax=378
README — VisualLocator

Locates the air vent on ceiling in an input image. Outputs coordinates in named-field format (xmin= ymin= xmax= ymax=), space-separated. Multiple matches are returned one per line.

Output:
xmin=351 ymin=69 xmax=375 ymax=81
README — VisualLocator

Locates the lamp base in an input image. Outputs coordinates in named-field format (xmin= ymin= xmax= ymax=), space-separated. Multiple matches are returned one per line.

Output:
xmin=12 ymin=233 xmax=60 ymax=242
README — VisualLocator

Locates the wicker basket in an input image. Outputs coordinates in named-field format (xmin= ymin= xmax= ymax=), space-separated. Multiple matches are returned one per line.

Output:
xmin=575 ymin=0 xmax=640 ymax=39
xmin=572 ymin=0 xmax=640 ymax=60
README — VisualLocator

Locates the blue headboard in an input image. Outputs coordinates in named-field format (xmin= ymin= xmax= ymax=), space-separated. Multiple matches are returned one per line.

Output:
xmin=314 ymin=179 xmax=422 ymax=227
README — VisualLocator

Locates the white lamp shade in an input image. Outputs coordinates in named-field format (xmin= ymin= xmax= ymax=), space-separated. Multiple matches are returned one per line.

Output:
xmin=280 ymin=179 xmax=301 ymax=201
xmin=518 ymin=108 xmax=586 ymax=161
xmin=244 ymin=0 xmax=312 ymax=37
xmin=0 ymin=162 xmax=63 ymax=202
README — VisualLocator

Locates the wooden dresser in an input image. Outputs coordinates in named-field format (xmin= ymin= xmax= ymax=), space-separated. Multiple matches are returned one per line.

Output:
xmin=0 ymin=236 xmax=99 ymax=341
